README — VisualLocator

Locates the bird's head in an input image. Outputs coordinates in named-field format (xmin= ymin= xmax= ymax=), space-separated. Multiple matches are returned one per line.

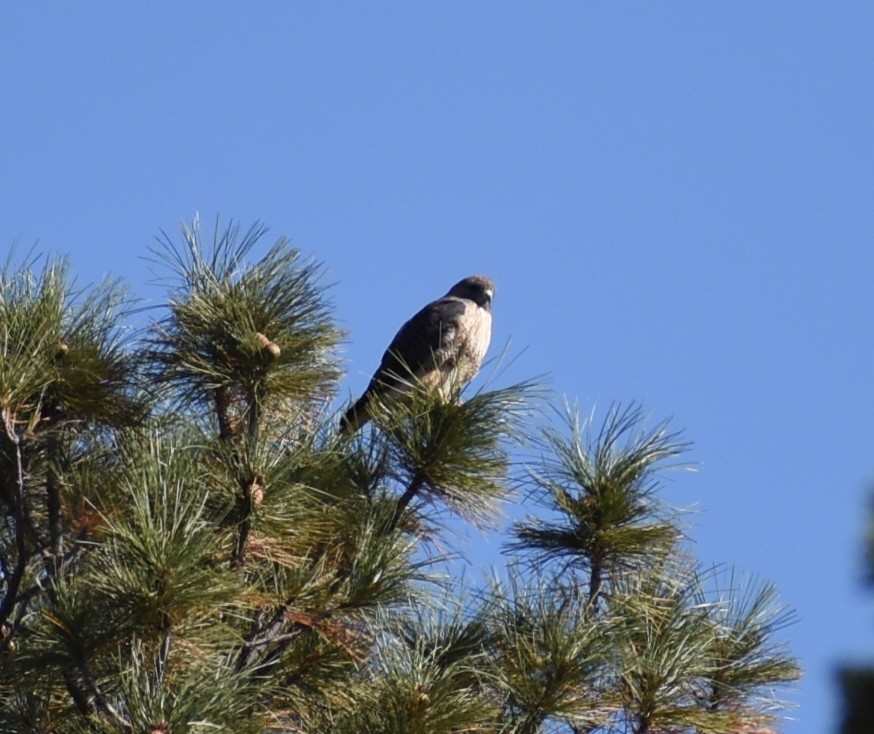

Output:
xmin=446 ymin=275 xmax=496 ymax=309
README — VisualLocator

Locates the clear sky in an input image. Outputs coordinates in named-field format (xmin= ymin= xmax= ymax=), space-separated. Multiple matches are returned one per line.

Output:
xmin=3 ymin=4 xmax=873 ymax=732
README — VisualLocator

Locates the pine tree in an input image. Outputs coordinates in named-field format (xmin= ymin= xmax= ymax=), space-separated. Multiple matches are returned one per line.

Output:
xmin=0 ymin=219 xmax=799 ymax=733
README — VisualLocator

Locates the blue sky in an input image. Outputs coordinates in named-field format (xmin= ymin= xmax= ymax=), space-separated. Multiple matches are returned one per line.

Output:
xmin=3 ymin=4 xmax=873 ymax=732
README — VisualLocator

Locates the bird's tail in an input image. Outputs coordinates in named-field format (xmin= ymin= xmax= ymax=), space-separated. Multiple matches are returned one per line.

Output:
xmin=339 ymin=394 xmax=370 ymax=435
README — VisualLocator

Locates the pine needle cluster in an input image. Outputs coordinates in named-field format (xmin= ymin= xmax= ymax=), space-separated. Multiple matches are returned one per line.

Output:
xmin=0 ymin=219 xmax=799 ymax=733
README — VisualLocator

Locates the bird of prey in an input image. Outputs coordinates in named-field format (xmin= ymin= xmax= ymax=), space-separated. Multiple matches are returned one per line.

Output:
xmin=340 ymin=275 xmax=495 ymax=434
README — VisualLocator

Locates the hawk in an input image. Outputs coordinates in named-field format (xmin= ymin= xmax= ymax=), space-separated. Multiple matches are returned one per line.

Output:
xmin=340 ymin=275 xmax=495 ymax=434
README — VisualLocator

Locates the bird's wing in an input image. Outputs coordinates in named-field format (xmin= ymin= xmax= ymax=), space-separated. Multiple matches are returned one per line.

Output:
xmin=366 ymin=296 xmax=466 ymax=390
xmin=341 ymin=297 xmax=481 ymax=434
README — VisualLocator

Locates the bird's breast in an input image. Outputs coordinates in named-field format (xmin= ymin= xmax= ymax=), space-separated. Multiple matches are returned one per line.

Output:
xmin=451 ymin=303 xmax=492 ymax=385
xmin=465 ymin=306 xmax=492 ymax=363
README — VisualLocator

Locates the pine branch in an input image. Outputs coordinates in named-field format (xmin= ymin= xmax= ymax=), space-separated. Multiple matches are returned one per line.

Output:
xmin=78 ymin=657 xmax=131 ymax=729
xmin=588 ymin=547 xmax=604 ymax=609
xmin=509 ymin=402 xmax=688 ymax=592
xmin=214 ymin=387 xmax=236 ymax=441
xmin=46 ymin=456 xmax=63 ymax=561
xmin=390 ymin=470 xmax=425 ymax=532
xmin=0 ymin=410 xmax=30 ymax=632
xmin=236 ymin=604 xmax=289 ymax=673
xmin=42 ymin=432 xmax=70 ymax=595
xmin=371 ymin=379 xmax=537 ymax=531
xmin=156 ymin=613 xmax=173 ymax=684
xmin=62 ymin=668 xmax=93 ymax=717
xmin=484 ymin=566 xmax=615 ymax=732
xmin=231 ymin=391 xmax=263 ymax=567
xmin=146 ymin=217 xmax=343 ymax=419
xmin=242 ymin=628 xmax=306 ymax=650
xmin=232 ymin=519 xmax=251 ymax=567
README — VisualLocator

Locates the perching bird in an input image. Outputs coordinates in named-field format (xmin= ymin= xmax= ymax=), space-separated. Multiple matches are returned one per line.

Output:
xmin=340 ymin=275 xmax=495 ymax=434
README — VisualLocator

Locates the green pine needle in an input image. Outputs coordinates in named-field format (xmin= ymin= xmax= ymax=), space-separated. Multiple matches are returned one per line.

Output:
xmin=147 ymin=217 xmax=343 ymax=424
xmin=509 ymin=402 xmax=689 ymax=585
xmin=368 ymin=379 xmax=539 ymax=530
